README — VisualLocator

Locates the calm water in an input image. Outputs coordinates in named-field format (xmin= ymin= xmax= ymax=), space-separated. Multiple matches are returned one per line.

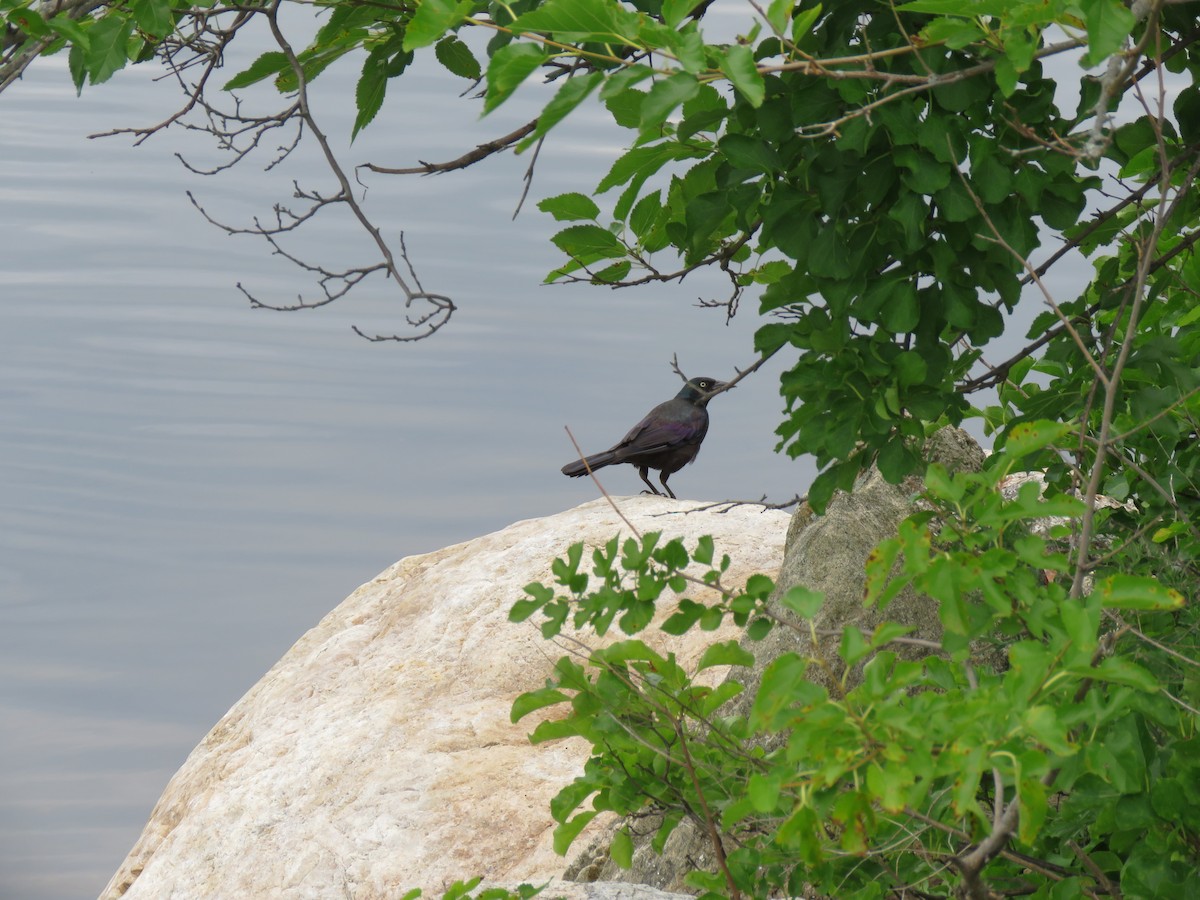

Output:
xmin=0 ymin=16 xmax=807 ymax=899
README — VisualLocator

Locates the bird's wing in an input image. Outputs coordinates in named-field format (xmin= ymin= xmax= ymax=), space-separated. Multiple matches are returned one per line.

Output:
xmin=615 ymin=405 xmax=706 ymax=454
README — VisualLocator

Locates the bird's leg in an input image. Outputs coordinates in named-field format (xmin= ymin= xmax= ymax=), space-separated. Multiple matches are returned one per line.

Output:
xmin=659 ymin=473 xmax=677 ymax=500
xmin=638 ymin=466 xmax=663 ymax=496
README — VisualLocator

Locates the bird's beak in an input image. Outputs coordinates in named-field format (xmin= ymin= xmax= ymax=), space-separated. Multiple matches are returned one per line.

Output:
xmin=710 ymin=381 xmax=731 ymax=394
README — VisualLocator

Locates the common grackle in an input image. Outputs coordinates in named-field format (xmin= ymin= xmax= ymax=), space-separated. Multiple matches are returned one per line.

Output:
xmin=561 ymin=376 xmax=727 ymax=499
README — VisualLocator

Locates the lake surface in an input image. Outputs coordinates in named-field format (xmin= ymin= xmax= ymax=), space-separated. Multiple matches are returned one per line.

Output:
xmin=0 ymin=13 xmax=809 ymax=898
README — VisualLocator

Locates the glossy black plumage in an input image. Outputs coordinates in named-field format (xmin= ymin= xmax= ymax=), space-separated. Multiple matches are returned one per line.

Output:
xmin=561 ymin=376 xmax=727 ymax=499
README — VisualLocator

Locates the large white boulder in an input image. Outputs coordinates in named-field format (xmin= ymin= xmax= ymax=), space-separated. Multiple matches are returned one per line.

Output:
xmin=101 ymin=497 xmax=791 ymax=900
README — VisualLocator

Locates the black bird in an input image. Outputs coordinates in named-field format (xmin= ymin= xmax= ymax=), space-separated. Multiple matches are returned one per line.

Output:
xmin=561 ymin=376 xmax=727 ymax=499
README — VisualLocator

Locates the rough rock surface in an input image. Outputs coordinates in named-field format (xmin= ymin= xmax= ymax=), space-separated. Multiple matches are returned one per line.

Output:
xmin=100 ymin=497 xmax=791 ymax=900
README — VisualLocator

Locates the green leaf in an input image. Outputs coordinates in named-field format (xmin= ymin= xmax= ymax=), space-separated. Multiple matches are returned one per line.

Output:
xmin=538 ymin=192 xmax=601 ymax=222
xmin=484 ymin=42 xmax=547 ymax=114
xmin=897 ymin=0 xmax=1010 ymax=11
xmin=752 ymin=653 xmax=824 ymax=730
xmin=697 ymin=640 xmax=755 ymax=670
xmin=403 ymin=0 xmax=474 ymax=51
xmin=719 ymin=44 xmax=764 ymax=108
xmin=699 ymin=680 xmax=744 ymax=715
xmin=68 ymin=42 xmax=87 ymax=93
xmin=274 ymin=43 xmax=355 ymax=93
xmin=510 ymin=687 xmax=570 ymax=722
xmin=435 ymin=35 xmax=482 ymax=81
xmin=746 ymin=617 xmax=773 ymax=640
xmin=764 ymin=0 xmax=794 ymax=34
xmin=48 ymin=14 xmax=90 ymax=50
xmin=790 ymin=3 xmax=822 ymax=43
xmin=512 ymin=0 xmax=640 ymax=42
xmin=1017 ymin=777 xmax=1049 ymax=844
xmin=977 ymin=41 xmax=1009 ymax=89
xmin=718 ymin=133 xmax=782 ymax=173
xmin=779 ymin=584 xmax=823 ymax=618
xmin=610 ymin=826 xmax=633 ymax=869
xmin=553 ymin=810 xmax=599 ymax=854
xmin=518 ymin=72 xmax=602 ymax=152
xmin=550 ymin=223 xmax=626 ymax=264
xmin=839 ymin=626 xmax=870 ymax=667
xmin=661 ymin=0 xmax=697 ymax=28
xmin=871 ymin=621 xmax=914 ymax=648
xmin=1080 ymin=0 xmax=1136 ymax=67
xmin=6 ymin=7 xmax=51 ymax=39
xmin=640 ymin=72 xmax=700 ymax=130
xmin=223 ymin=51 xmax=289 ymax=91
xmin=748 ymin=772 xmax=782 ymax=812
xmin=1074 ymin=656 xmax=1159 ymax=691
xmin=1096 ymin=574 xmax=1185 ymax=611
xmin=596 ymin=142 xmax=703 ymax=194
xmin=879 ymin=281 xmax=919 ymax=333
xmin=131 ymin=0 xmax=173 ymax=38
xmin=528 ymin=717 xmax=581 ymax=742
xmin=84 ymin=14 xmax=134 ymax=85
xmin=353 ymin=50 xmax=390 ymax=140
xmin=1003 ymin=419 xmax=1073 ymax=458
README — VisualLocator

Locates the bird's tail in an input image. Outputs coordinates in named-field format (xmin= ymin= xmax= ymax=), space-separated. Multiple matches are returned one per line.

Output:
xmin=562 ymin=451 xmax=619 ymax=478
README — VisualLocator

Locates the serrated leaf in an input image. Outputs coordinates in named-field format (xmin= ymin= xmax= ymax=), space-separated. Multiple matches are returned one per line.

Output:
xmin=720 ymin=44 xmax=764 ymax=107
xmin=47 ymin=14 xmax=90 ymax=49
xmin=84 ymin=15 xmax=133 ymax=85
xmin=1096 ymin=574 xmax=1185 ymax=611
xmin=131 ymin=0 xmax=173 ymax=38
xmin=700 ymin=680 xmax=744 ymax=715
xmin=779 ymin=584 xmax=823 ymax=618
xmin=517 ymin=72 xmax=602 ymax=152
xmin=640 ymin=72 xmax=700 ymax=130
xmin=629 ymin=189 xmax=663 ymax=238
xmin=764 ymin=0 xmax=793 ymax=34
xmin=273 ymin=40 xmax=355 ymax=92
xmin=538 ymin=192 xmax=601 ymax=222
xmin=839 ymin=626 xmax=870 ymax=667
xmin=591 ymin=260 xmax=632 ymax=283
xmin=403 ymin=0 xmax=473 ymax=51
xmin=223 ymin=51 xmax=289 ymax=91
xmin=790 ymin=3 xmax=822 ymax=42
xmin=550 ymin=223 xmax=626 ymax=263
xmin=484 ymin=42 xmax=546 ymax=114
xmin=1080 ymin=0 xmax=1136 ymax=67
xmin=512 ymin=0 xmax=640 ymax=42
xmin=897 ymin=0 xmax=1010 ymax=11
xmin=68 ymin=42 xmax=86 ymax=93
xmin=7 ymin=8 xmax=50 ymax=39
xmin=353 ymin=51 xmax=389 ymax=140
xmin=435 ymin=34 xmax=482 ymax=81
xmin=719 ymin=133 xmax=782 ymax=173
xmin=871 ymin=620 xmax=915 ymax=648
xmin=1003 ymin=419 xmax=1073 ymax=457
xmin=697 ymin=639 xmax=755 ymax=671
xmin=1073 ymin=656 xmax=1159 ymax=691
xmin=596 ymin=141 xmax=703 ymax=194
xmin=748 ymin=772 xmax=782 ymax=812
